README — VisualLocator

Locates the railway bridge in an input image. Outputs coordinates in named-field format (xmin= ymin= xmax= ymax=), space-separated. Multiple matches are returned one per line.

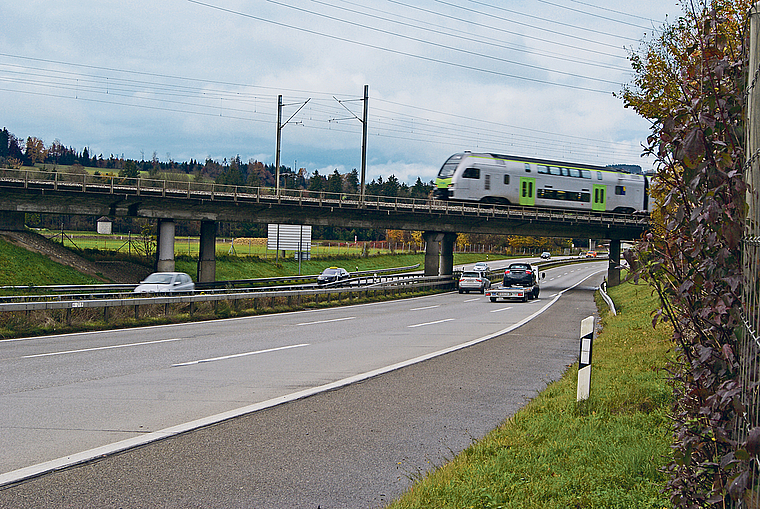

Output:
xmin=0 ymin=169 xmax=649 ymax=286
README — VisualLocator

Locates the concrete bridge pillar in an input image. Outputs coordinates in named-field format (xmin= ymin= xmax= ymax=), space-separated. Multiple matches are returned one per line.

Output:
xmin=423 ymin=231 xmax=457 ymax=276
xmin=423 ymin=232 xmax=440 ymax=276
xmin=197 ymin=220 xmax=217 ymax=283
xmin=0 ymin=211 xmax=26 ymax=231
xmin=440 ymin=232 xmax=456 ymax=276
xmin=156 ymin=219 xmax=176 ymax=272
xmin=608 ymin=238 xmax=621 ymax=287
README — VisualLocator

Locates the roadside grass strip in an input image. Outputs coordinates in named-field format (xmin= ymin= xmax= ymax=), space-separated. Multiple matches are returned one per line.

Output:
xmin=388 ymin=280 xmax=674 ymax=509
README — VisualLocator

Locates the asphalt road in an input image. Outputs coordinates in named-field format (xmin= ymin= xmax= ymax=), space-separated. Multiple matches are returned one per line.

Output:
xmin=0 ymin=263 xmax=606 ymax=508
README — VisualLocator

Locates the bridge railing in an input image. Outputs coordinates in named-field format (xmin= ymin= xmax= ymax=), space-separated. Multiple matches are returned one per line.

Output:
xmin=0 ymin=167 xmax=649 ymax=227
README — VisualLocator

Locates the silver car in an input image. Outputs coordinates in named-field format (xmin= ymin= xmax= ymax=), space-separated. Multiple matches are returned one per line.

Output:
xmin=134 ymin=272 xmax=195 ymax=293
xmin=458 ymin=270 xmax=491 ymax=294
xmin=472 ymin=262 xmax=491 ymax=272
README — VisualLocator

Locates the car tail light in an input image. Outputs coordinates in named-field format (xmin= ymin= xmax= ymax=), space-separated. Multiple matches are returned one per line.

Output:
xmin=526 ymin=270 xmax=532 ymax=275
xmin=504 ymin=270 xmax=510 ymax=274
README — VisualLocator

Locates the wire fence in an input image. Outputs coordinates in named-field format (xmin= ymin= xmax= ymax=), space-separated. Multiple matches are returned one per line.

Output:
xmin=737 ymin=5 xmax=760 ymax=507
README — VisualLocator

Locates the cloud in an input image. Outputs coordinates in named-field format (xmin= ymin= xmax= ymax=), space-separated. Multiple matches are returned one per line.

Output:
xmin=0 ymin=0 xmax=681 ymax=180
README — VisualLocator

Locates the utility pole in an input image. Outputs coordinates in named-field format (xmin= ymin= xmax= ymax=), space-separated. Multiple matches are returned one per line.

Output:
xmin=275 ymin=95 xmax=282 ymax=196
xmin=333 ymin=84 xmax=369 ymax=203
xmin=275 ymin=95 xmax=310 ymax=196
xmin=361 ymin=84 xmax=368 ymax=203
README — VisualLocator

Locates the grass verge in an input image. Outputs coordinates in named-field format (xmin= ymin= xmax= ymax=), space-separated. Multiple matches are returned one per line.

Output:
xmin=386 ymin=280 xmax=674 ymax=509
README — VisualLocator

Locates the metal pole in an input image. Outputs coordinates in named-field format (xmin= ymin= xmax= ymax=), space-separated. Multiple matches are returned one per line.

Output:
xmin=360 ymin=84 xmax=368 ymax=204
xmin=275 ymin=94 xmax=282 ymax=196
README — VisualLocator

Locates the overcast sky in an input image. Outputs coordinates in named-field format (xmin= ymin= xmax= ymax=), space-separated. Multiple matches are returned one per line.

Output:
xmin=1 ymin=0 xmax=682 ymax=184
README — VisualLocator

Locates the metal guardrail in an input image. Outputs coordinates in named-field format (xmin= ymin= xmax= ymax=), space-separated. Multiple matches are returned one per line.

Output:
xmin=0 ymin=264 xmax=423 ymax=303
xmin=0 ymin=275 xmax=455 ymax=315
xmin=0 ymin=168 xmax=649 ymax=228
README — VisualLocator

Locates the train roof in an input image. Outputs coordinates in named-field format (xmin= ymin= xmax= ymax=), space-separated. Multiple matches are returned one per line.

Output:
xmin=455 ymin=152 xmax=637 ymax=174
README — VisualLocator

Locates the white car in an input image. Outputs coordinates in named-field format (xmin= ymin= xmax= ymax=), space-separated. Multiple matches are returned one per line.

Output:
xmin=134 ymin=272 xmax=195 ymax=293
xmin=472 ymin=262 xmax=490 ymax=272
xmin=458 ymin=270 xmax=491 ymax=294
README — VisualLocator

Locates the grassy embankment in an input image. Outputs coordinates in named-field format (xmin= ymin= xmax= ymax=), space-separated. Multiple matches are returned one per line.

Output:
xmin=387 ymin=280 xmax=674 ymax=509
xmin=0 ymin=238 xmax=103 ymax=287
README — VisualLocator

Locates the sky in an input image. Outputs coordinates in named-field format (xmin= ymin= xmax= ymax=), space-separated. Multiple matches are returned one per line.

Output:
xmin=1 ymin=0 xmax=683 ymax=184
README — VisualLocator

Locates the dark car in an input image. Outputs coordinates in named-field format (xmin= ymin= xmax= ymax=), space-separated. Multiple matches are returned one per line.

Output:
xmin=317 ymin=267 xmax=350 ymax=285
xmin=502 ymin=263 xmax=543 ymax=300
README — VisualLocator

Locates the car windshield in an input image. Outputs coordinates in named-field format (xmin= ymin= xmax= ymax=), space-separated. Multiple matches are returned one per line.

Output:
xmin=321 ymin=269 xmax=339 ymax=276
xmin=509 ymin=264 xmax=530 ymax=271
xmin=142 ymin=273 xmax=174 ymax=284
xmin=462 ymin=272 xmax=479 ymax=278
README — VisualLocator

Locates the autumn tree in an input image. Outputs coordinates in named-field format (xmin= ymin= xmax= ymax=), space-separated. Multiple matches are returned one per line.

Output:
xmin=622 ymin=1 xmax=753 ymax=504
xmin=25 ymin=136 xmax=45 ymax=165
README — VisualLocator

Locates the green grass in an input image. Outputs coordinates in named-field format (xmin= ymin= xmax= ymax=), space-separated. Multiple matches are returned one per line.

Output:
xmin=0 ymin=237 xmax=102 ymax=286
xmin=387 ymin=280 xmax=674 ymax=509
xmin=172 ymin=252 xmax=506 ymax=281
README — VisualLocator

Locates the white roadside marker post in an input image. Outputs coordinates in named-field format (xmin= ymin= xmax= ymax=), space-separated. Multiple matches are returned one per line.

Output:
xmin=577 ymin=316 xmax=595 ymax=402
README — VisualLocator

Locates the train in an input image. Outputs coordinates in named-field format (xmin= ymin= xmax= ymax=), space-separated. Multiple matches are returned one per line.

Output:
xmin=433 ymin=152 xmax=650 ymax=214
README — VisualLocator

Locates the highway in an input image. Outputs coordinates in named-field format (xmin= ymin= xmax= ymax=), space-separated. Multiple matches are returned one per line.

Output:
xmin=0 ymin=261 xmax=607 ymax=507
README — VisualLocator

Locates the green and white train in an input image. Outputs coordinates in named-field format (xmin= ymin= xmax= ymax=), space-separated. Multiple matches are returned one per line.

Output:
xmin=434 ymin=152 xmax=650 ymax=214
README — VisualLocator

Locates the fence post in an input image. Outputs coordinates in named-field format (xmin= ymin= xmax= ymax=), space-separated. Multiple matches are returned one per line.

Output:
xmin=577 ymin=316 xmax=595 ymax=402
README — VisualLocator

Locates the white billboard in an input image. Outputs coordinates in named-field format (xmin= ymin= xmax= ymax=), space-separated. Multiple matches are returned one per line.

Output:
xmin=267 ymin=224 xmax=312 ymax=251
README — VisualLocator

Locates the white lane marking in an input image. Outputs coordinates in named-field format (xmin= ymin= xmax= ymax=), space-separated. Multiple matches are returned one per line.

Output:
xmin=23 ymin=338 xmax=185 ymax=359
xmin=172 ymin=343 xmax=309 ymax=367
xmin=490 ymin=307 xmax=513 ymax=313
xmin=407 ymin=318 xmax=455 ymax=328
xmin=463 ymin=298 xmax=480 ymax=302
xmin=0 ymin=269 xmax=607 ymax=489
xmin=293 ymin=317 xmax=355 ymax=326
xmin=409 ymin=305 xmax=440 ymax=311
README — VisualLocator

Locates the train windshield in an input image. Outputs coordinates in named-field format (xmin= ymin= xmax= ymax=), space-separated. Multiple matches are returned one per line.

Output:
xmin=438 ymin=154 xmax=463 ymax=179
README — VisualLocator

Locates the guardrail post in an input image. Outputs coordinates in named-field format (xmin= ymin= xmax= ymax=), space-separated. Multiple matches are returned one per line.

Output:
xmin=577 ymin=316 xmax=595 ymax=402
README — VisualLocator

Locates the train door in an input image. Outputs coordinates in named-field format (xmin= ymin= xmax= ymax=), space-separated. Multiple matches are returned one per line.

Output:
xmin=592 ymin=184 xmax=607 ymax=211
xmin=519 ymin=177 xmax=535 ymax=206
xmin=457 ymin=167 xmax=481 ymax=200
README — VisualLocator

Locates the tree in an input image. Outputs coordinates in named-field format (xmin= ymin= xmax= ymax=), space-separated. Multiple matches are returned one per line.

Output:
xmin=622 ymin=1 xmax=752 ymax=505
xmin=308 ymin=170 xmax=325 ymax=191
xmin=326 ymin=169 xmax=343 ymax=194
xmin=120 ymin=160 xmax=140 ymax=178
xmin=25 ymin=136 xmax=45 ymax=165
xmin=345 ymin=168 xmax=359 ymax=194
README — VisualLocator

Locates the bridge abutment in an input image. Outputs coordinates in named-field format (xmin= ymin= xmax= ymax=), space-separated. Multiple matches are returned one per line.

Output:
xmin=0 ymin=211 xmax=26 ymax=231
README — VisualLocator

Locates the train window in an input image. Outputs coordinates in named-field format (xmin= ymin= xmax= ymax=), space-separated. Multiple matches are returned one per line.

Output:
xmin=485 ymin=174 xmax=491 ymax=190
xmin=597 ymin=171 xmax=603 ymax=180
xmin=503 ymin=174 xmax=510 ymax=185
xmin=615 ymin=185 xmax=626 ymax=195
xmin=568 ymin=168 xmax=581 ymax=178
xmin=462 ymin=167 xmax=480 ymax=179
xmin=536 ymin=189 xmax=591 ymax=202
xmin=524 ymin=163 xmax=531 ymax=172
xmin=537 ymin=165 xmax=549 ymax=174
xmin=550 ymin=167 xmax=561 ymax=175
xmin=437 ymin=154 xmax=462 ymax=178
xmin=581 ymin=170 xmax=592 ymax=179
